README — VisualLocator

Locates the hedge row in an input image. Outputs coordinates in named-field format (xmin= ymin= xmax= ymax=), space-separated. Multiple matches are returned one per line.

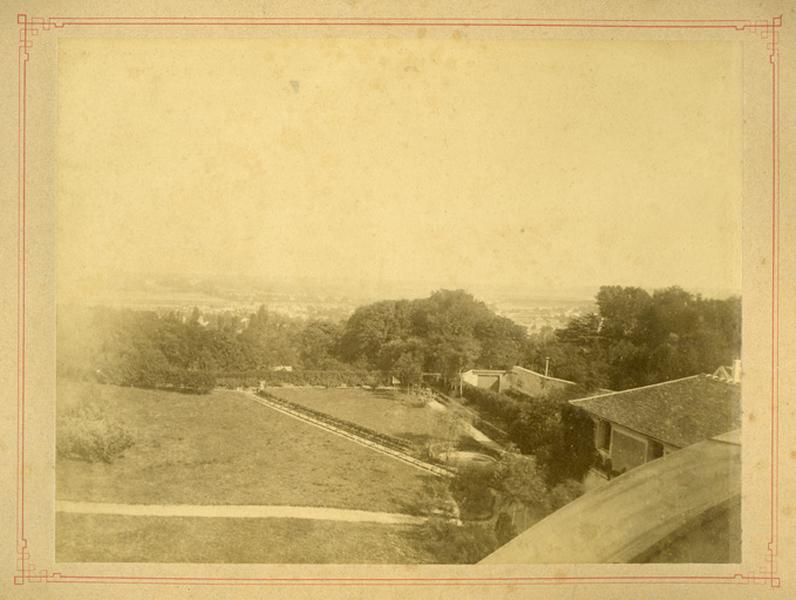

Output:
xmin=258 ymin=390 xmax=416 ymax=454
xmin=461 ymin=383 xmax=597 ymax=483
xmin=59 ymin=364 xmax=383 ymax=393
xmin=216 ymin=369 xmax=383 ymax=389
xmin=460 ymin=383 xmax=526 ymax=426
xmin=57 ymin=364 xmax=215 ymax=394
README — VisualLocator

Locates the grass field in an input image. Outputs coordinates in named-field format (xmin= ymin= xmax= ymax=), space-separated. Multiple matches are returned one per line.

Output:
xmin=56 ymin=513 xmax=434 ymax=563
xmin=264 ymin=387 xmax=459 ymax=448
xmin=57 ymin=380 xmax=442 ymax=515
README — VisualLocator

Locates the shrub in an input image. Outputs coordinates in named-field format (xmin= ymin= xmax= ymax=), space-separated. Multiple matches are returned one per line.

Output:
xmin=543 ymin=403 xmax=598 ymax=484
xmin=57 ymin=403 xmax=134 ymax=463
xmin=420 ymin=517 xmax=499 ymax=564
xmin=450 ymin=464 xmax=496 ymax=520
xmin=492 ymin=453 xmax=550 ymax=510
xmin=494 ymin=512 xmax=519 ymax=546
xmin=462 ymin=383 xmax=598 ymax=485
xmin=508 ymin=397 xmax=561 ymax=454
xmin=461 ymin=383 xmax=521 ymax=425
xmin=548 ymin=479 xmax=585 ymax=511
xmin=401 ymin=387 xmax=435 ymax=408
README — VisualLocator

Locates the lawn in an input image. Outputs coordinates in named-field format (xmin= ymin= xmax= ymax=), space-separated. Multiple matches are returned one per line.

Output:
xmin=264 ymin=386 xmax=460 ymax=448
xmin=56 ymin=380 xmax=442 ymax=515
xmin=56 ymin=513 xmax=434 ymax=563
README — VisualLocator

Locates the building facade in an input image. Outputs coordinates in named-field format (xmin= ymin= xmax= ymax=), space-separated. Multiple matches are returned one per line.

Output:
xmin=570 ymin=372 xmax=741 ymax=479
xmin=460 ymin=365 xmax=577 ymax=397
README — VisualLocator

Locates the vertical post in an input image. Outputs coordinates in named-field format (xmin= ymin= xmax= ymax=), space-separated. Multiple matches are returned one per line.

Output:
xmin=732 ymin=359 xmax=741 ymax=383
xmin=544 ymin=356 xmax=550 ymax=377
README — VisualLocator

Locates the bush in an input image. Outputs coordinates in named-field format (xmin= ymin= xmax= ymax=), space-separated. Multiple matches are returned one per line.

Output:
xmin=450 ymin=464 xmax=496 ymax=520
xmin=462 ymin=383 xmax=597 ymax=484
xmin=401 ymin=387 xmax=436 ymax=408
xmin=492 ymin=453 xmax=550 ymax=509
xmin=420 ymin=517 xmax=499 ymax=563
xmin=494 ymin=512 xmax=519 ymax=545
xmin=461 ymin=383 xmax=521 ymax=425
xmin=544 ymin=404 xmax=598 ymax=484
xmin=548 ymin=479 xmax=585 ymax=511
xmin=57 ymin=403 xmax=134 ymax=463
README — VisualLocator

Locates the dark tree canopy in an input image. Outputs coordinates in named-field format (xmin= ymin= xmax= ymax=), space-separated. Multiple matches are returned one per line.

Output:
xmin=525 ymin=285 xmax=741 ymax=390
xmin=58 ymin=285 xmax=740 ymax=399
xmin=336 ymin=290 xmax=530 ymax=381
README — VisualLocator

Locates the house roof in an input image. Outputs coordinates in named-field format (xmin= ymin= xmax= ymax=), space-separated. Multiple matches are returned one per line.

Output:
xmin=569 ymin=374 xmax=741 ymax=448
xmin=510 ymin=365 xmax=577 ymax=386
xmin=463 ymin=369 xmax=506 ymax=376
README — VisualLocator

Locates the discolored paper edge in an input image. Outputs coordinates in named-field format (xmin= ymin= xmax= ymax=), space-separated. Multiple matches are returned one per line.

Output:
xmin=0 ymin=0 xmax=794 ymax=598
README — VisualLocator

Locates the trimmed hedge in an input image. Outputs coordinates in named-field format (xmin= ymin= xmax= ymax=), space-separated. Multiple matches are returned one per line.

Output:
xmin=60 ymin=365 xmax=381 ymax=394
xmin=216 ymin=369 xmax=382 ymax=389
xmin=460 ymin=382 xmax=597 ymax=484
xmin=59 ymin=364 xmax=215 ymax=394
xmin=460 ymin=383 xmax=522 ymax=426
xmin=256 ymin=390 xmax=418 ymax=455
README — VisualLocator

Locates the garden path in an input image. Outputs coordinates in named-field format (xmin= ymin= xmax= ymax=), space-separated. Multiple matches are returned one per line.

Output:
xmin=56 ymin=500 xmax=428 ymax=525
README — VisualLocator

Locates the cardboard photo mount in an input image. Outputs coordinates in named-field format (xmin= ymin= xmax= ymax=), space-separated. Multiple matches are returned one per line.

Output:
xmin=0 ymin=1 xmax=793 ymax=598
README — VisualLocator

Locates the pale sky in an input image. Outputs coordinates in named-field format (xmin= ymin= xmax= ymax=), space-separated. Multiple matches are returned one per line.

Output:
xmin=57 ymin=37 xmax=742 ymax=297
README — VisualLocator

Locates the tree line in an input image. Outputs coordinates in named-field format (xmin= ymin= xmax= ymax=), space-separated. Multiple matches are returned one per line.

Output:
xmin=525 ymin=286 xmax=741 ymax=390
xmin=57 ymin=286 xmax=740 ymax=394
xmin=57 ymin=304 xmax=347 ymax=392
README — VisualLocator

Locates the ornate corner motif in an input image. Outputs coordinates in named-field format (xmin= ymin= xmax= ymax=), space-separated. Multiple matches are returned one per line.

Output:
xmin=14 ymin=538 xmax=28 ymax=585
xmin=15 ymin=537 xmax=64 ymax=585
xmin=17 ymin=14 xmax=63 ymax=63
xmin=769 ymin=15 xmax=782 ymax=64
xmin=734 ymin=15 xmax=781 ymax=63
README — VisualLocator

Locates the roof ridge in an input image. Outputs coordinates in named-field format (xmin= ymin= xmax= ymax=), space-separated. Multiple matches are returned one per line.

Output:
xmin=511 ymin=365 xmax=577 ymax=386
xmin=568 ymin=374 xmax=705 ymax=404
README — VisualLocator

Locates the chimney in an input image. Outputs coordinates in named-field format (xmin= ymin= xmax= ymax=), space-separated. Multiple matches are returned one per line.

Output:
xmin=732 ymin=359 xmax=741 ymax=383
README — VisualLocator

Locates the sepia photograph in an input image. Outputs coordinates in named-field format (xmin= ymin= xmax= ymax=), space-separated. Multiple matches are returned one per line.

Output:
xmin=50 ymin=32 xmax=745 ymax=566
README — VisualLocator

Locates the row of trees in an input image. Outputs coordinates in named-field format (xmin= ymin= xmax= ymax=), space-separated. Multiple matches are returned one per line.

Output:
xmin=57 ymin=289 xmax=530 ymax=392
xmin=57 ymin=304 xmax=351 ymax=392
xmin=524 ymin=286 xmax=741 ymax=390
xmin=335 ymin=285 xmax=740 ymax=391
xmin=57 ymin=285 xmax=740 ymax=394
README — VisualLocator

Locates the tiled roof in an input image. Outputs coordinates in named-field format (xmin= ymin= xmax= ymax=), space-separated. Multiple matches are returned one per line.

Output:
xmin=570 ymin=375 xmax=741 ymax=448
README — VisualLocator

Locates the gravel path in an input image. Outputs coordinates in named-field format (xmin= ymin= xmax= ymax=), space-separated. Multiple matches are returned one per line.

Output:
xmin=56 ymin=500 xmax=428 ymax=525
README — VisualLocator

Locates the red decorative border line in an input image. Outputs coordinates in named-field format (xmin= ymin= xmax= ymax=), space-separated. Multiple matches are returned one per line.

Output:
xmin=15 ymin=14 xmax=782 ymax=588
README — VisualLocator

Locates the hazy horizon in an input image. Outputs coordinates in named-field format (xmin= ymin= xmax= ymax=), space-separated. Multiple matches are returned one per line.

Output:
xmin=57 ymin=37 xmax=742 ymax=302
xmin=66 ymin=267 xmax=741 ymax=305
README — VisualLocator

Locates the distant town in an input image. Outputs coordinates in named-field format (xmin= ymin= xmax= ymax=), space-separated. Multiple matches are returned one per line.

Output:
xmin=63 ymin=272 xmax=611 ymax=332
